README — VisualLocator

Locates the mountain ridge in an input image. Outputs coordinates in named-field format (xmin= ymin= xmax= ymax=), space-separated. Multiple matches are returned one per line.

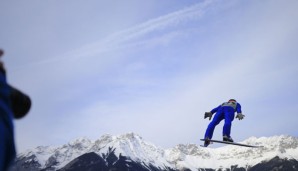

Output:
xmin=12 ymin=133 xmax=298 ymax=171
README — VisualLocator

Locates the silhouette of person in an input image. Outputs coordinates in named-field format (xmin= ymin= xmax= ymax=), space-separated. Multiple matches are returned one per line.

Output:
xmin=0 ymin=49 xmax=31 ymax=170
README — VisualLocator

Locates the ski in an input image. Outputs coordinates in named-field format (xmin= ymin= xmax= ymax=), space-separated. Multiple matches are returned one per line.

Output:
xmin=200 ymin=139 xmax=264 ymax=148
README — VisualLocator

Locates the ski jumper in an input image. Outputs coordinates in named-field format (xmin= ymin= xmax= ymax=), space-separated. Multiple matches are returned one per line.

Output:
xmin=0 ymin=68 xmax=16 ymax=171
xmin=204 ymin=101 xmax=242 ymax=139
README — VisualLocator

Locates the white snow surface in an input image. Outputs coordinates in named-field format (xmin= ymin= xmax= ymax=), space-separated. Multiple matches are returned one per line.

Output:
xmin=17 ymin=133 xmax=298 ymax=170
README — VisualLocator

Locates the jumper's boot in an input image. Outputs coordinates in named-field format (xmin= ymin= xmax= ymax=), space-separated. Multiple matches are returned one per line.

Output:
xmin=223 ymin=135 xmax=234 ymax=142
xmin=204 ymin=137 xmax=211 ymax=147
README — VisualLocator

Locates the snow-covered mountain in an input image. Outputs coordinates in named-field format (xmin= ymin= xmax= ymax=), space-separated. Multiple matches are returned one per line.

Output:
xmin=11 ymin=133 xmax=298 ymax=171
xmin=165 ymin=135 xmax=298 ymax=170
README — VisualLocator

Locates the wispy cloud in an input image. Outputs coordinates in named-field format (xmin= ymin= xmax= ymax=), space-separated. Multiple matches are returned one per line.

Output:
xmin=16 ymin=0 xmax=219 ymax=69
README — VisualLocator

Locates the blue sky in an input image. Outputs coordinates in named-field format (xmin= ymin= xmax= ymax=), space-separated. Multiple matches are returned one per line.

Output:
xmin=1 ymin=0 xmax=298 ymax=152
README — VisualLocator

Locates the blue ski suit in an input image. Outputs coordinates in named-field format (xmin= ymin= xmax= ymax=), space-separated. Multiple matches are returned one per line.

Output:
xmin=204 ymin=101 xmax=242 ymax=139
xmin=0 ymin=70 xmax=16 ymax=171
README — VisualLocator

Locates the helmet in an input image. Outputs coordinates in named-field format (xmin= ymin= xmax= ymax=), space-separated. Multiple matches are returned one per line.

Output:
xmin=228 ymin=99 xmax=236 ymax=102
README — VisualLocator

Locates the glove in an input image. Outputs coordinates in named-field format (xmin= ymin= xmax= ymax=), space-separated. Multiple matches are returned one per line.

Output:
xmin=204 ymin=112 xmax=213 ymax=120
xmin=236 ymin=113 xmax=245 ymax=120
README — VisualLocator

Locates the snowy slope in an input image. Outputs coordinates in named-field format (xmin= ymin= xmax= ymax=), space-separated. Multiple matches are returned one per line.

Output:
xmin=15 ymin=134 xmax=298 ymax=171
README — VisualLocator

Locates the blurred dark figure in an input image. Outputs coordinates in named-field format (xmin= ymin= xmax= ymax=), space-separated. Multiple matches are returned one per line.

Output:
xmin=0 ymin=49 xmax=31 ymax=171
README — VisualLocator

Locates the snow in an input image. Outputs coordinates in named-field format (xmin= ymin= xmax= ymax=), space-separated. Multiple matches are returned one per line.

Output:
xmin=17 ymin=134 xmax=298 ymax=170
xmin=166 ymin=135 xmax=298 ymax=170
